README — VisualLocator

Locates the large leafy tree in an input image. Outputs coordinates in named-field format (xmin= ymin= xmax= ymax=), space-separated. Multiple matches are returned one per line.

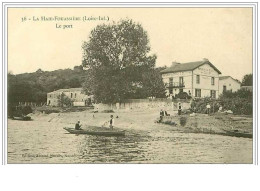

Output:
xmin=142 ymin=69 xmax=166 ymax=98
xmin=241 ymin=74 xmax=253 ymax=86
xmin=82 ymin=19 xmax=159 ymax=103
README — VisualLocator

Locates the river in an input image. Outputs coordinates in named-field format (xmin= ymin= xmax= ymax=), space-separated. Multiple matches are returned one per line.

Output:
xmin=7 ymin=119 xmax=252 ymax=164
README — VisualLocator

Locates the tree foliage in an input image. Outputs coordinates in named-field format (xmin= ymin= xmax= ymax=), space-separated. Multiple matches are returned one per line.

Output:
xmin=220 ymin=89 xmax=252 ymax=100
xmin=57 ymin=93 xmax=72 ymax=107
xmin=191 ymin=89 xmax=253 ymax=115
xmin=142 ymin=69 xmax=166 ymax=98
xmin=8 ymin=67 xmax=88 ymax=106
xmin=242 ymin=74 xmax=253 ymax=86
xmin=82 ymin=19 xmax=164 ymax=103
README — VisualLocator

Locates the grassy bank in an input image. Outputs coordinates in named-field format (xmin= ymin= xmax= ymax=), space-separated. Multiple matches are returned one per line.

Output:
xmin=160 ymin=112 xmax=253 ymax=138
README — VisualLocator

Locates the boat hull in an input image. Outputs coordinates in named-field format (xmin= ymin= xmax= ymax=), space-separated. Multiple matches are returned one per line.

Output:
xmin=12 ymin=116 xmax=32 ymax=121
xmin=63 ymin=127 xmax=125 ymax=136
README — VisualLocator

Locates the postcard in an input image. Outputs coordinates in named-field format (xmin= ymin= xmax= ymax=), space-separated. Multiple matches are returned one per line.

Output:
xmin=4 ymin=4 xmax=255 ymax=164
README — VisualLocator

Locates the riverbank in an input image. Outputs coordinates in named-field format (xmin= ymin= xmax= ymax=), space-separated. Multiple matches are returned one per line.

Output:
xmin=8 ymin=108 xmax=253 ymax=163
xmin=160 ymin=113 xmax=253 ymax=138
xmin=27 ymin=108 xmax=253 ymax=138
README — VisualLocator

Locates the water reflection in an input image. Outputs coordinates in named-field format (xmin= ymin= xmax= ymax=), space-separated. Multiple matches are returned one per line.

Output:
xmin=8 ymin=120 xmax=252 ymax=164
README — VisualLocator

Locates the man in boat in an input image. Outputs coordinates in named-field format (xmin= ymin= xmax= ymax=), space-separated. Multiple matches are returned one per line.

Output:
xmin=75 ymin=121 xmax=82 ymax=130
xmin=109 ymin=115 xmax=114 ymax=130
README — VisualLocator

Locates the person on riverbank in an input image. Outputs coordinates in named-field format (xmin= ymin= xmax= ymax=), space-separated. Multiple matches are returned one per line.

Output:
xmin=206 ymin=103 xmax=211 ymax=115
xmin=75 ymin=121 xmax=82 ymax=130
xmin=218 ymin=105 xmax=223 ymax=112
xmin=159 ymin=109 xmax=164 ymax=122
xmin=109 ymin=115 xmax=114 ymax=130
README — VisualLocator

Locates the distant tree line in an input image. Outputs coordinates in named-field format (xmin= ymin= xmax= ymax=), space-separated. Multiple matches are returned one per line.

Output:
xmin=8 ymin=66 xmax=88 ymax=106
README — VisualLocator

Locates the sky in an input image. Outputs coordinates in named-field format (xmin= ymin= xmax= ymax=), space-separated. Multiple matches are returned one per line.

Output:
xmin=8 ymin=7 xmax=252 ymax=81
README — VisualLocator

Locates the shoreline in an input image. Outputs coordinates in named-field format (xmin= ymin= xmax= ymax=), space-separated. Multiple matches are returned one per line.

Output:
xmin=25 ymin=107 xmax=253 ymax=139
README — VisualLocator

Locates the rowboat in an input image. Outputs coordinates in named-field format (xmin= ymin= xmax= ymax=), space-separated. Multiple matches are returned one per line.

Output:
xmin=12 ymin=116 xmax=31 ymax=121
xmin=223 ymin=129 xmax=252 ymax=138
xmin=63 ymin=127 xmax=125 ymax=136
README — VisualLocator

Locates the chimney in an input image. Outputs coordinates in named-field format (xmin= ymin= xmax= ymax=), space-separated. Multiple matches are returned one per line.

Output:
xmin=171 ymin=61 xmax=180 ymax=67
xmin=202 ymin=58 xmax=209 ymax=62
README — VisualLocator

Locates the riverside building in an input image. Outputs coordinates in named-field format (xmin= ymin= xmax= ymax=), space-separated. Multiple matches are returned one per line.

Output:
xmin=47 ymin=88 xmax=91 ymax=106
xmin=160 ymin=59 xmax=222 ymax=99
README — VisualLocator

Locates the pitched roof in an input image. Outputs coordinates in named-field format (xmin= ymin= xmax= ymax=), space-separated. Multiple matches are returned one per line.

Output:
xmin=219 ymin=76 xmax=241 ymax=84
xmin=160 ymin=60 xmax=221 ymax=74
xmin=48 ymin=88 xmax=83 ymax=94
xmin=219 ymin=76 xmax=230 ymax=80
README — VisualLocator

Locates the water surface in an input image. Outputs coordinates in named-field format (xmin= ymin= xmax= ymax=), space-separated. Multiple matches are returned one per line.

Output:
xmin=8 ymin=120 xmax=252 ymax=163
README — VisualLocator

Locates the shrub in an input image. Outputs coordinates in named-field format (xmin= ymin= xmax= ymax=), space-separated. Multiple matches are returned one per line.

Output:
xmin=191 ymin=98 xmax=219 ymax=114
xmin=191 ymin=95 xmax=252 ymax=115
xmin=220 ymin=97 xmax=252 ymax=115
xmin=175 ymin=92 xmax=192 ymax=99
xmin=22 ymin=106 xmax=33 ymax=115
xmin=180 ymin=117 xmax=187 ymax=127
xmin=220 ymin=89 xmax=252 ymax=99
xmin=164 ymin=120 xmax=177 ymax=126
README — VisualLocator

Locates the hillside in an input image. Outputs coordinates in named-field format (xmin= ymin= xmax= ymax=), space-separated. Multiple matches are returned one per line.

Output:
xmin=8 ymin=66 xmax=89 ymax=105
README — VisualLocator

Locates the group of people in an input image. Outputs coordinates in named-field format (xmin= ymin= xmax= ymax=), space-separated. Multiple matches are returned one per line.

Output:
xmin=75 ymin=115 xmax=115 ymax=130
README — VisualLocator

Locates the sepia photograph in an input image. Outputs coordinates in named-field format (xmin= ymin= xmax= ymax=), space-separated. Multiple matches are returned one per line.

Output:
xmin=5 ymin=5 xmax=254 ymax=164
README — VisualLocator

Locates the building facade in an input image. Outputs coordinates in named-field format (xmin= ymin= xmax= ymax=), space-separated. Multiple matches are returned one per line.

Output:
xmin=219 ymin=76 xmax=241 ymax=95
xmin=160 ymin=59 xmax=221 ymax=99
xmin=47 ymin=88 xmax=90 ymax=106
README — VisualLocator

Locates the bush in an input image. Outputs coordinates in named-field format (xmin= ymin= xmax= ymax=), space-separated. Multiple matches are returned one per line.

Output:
xmin=191 ymin=98 xmax=219 ymax=114
xmin=22 ymin=106 xmax=33 ymax=115
xmin=220 ymin=97 xmax=252 ymax=115
xmin=175 ymin=92 xmax=192 ymax=99
xmin=164 ymin=120 xmax=177 ymax=126
xmin=180 ymin=117 xmax=187 ymax=127
xmin=220 ymin=89 xmax=252 ymax=99
xmin=191 ymin=92 xmax=252 ymax=115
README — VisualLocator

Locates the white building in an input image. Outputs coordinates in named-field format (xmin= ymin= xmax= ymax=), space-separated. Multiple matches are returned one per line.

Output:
xmin=160 ymin=59 xmax=221 ymax=99
xmin=219 ymin=76 xmax=241 ymax=94
xmin=47 ymin=88 xmax=91 ymax=106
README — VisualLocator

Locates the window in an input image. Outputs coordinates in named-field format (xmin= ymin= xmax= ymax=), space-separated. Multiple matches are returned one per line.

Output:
xmin=179 ymin=77 xmax=184 ymax=86
xmin=211 ymin=77 xmax=215 ymax=85
xmin=169 ymin=78 xmax=173 ymax=86
xmin=223 ymin=85 xmax=227 ymax=93
xmin=71 ymin=93 xmax=73 ymax=98
xmin=210 ymin=90 xmax=216 ymax=98
xmin=196 ymin=75 xmax=200 ymax=84
xmin=49 ymin=94 xmax=51 ymax=98
xmin=195 ymin=89 xmax=201 ymax=97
